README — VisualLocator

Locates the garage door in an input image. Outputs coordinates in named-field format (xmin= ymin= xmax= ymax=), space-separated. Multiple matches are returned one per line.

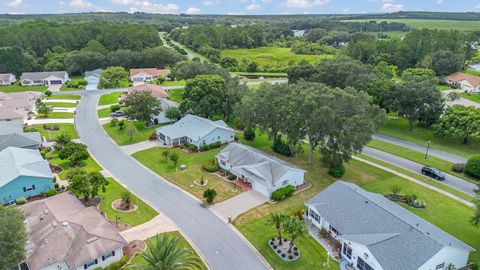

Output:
xmin=50 ymin=80 xmax=62 ymax=85
xmin=253 ymin=182 xmax=269 ymax=198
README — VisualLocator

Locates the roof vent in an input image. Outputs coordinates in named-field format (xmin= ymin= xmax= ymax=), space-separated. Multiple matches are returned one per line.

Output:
xmin=365 ymin=200 xmax=368 ymax=204
xmin=52 ymin=221 xmax=57 ymax=228
xmin=87 ymin=237 xmax=98 ymax=244
xmin=62 ymin=222 xmax=69 ymax=228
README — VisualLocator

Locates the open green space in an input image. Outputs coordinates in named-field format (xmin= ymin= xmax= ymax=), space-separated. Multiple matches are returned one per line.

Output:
xmin=367 ymin=139 xmax=478 ymax=183
xmin=466 ymin=68 xmax=480 ymax=76
xmin=48 ymin=93 xmax=81 ymax=100
xmin=378 ymin=118 xmax=480 ymax=159
xmin=103 ymin=121 xmax=163 ymax=146
xmin=221 ymin=47 xmax=334 ymax=69
xmin=436 ymin=84 xmax=451 ymax=91
xmin=98 ymin=178 xmax=158 ymax=227
xmin=47 ymin=150 xmax=102 ymax=180
xmin=97 ymin=108 xmax=111 ymax=118
xmin=98 ymin=92 xmax=122 ymax=105
xmin=0 ymin=84 xmax=47 ymax=93
xmin=130 ymin=231 xmax=207 ymax=269
xmin=167 ymin=88 xmax=184 ymax=103
xmin=231 ymin=71 xmax=288 ymax=77
xmin=24 ymin=123 xmax=78 ymax=141
xmin=461 ymin=93 xmax=480 ymax=104
xmin=234 ymin=131 xmax=480 ymax=263
xmin=161 ymin=80 xmax=186 ymax=87
xmin=345 ymin=19 xmax=480 ymax=31
xmin=133 ymin=147 xmax=241 ymax=203
xmin=45 ymin=102 xmax=77 ymax=108
xmin=37 ymin=112 xmax=74 ymax=119
xmin=60 ymin=75 xmax=86 ymax=91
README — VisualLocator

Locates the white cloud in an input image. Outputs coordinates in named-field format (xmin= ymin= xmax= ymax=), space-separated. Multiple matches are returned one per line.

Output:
xmin=381 ymin=2 xmax=404 ymax=12
xmin=109 ymin=0 xmax=180 ymax=13
xmin=6 ymin=0 xmax=23 ymax=7
xmin=435 ymin=0 xmax=444 ymax=4
xmin=69 ymin=0 xmax=95 ymax=9
xmin=342 ymin=7 xmax=350 ymax=13
xmin=203 ymin=0 xmax=214 ymax=6
xmin=186 ymin=6 xmax=201 ymax=14
xmin=246 ymin=3 xmax=261 ymax=10
xmin=475 ymin=4 xmax=480 ymax=10
xmin=283 ymin=0 xmax=330 ymax=9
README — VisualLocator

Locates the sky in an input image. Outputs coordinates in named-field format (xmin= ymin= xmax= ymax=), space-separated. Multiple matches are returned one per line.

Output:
xmin=1 ymin=0 xmax=480 ymax=15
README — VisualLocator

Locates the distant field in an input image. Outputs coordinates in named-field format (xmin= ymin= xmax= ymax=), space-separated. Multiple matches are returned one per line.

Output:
xmin=346 ymin=19 xmax=480 ymax=31
xmin=0 ymin=85 xmax=47 ymax=93
xmin=221 ymin=47 xmax=333 ymax=69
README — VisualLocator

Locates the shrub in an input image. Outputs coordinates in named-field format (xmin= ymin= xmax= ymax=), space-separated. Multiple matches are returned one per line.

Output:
xmin=200 ymin=145 xmax=209 ymax=152
xmin=78 ymin=79 xmax=88 ymax=86
xmin=149 ymin=132 xmax=158 ymax=140
xmin=271 ymin=135 xmax=292 ymax=157
xmin=202 ymin=158 xmax=219 ymax=173
xmin=54 ymin=183 xmax=60 ymax=189
xmin=186 ymin=143 xmax=198 ymax=152
xmin=281 ymin=253 xmax=286 ymax=258
xmin=44 ymin=90 xmax=52 ymax=97
xmin=452 ymin=163 xmax=465 ymax=173
xmin=16 ymin=197 xmax=27 ymax=205
xmin=328 ymin=165 xmax=345 ymax=178
xmin=271 ymin=185 xmax=295 ymax=201
xmin=110 ymin=104 xmax=121 ymax=112
xmin=110 ymin=118 xmax=119 ymax=127
xmin=277 ymin=249 xmax=281 ymax=254
xmin=288 ymin=255 xmax=293 ymax=259
xmin=465 ymin=155 xmax=480 ymax=178
xmin=243 ymin=126 xmax=256 ymax=141
xmin=294 ymin=252 xmax=299 ymax=256
xmin=203 ymin=188 xmax=217 ymax=204
xmin=227 ymin=173 xmax=237 ymax=180
xmin=46 ymin=189 xmax=57 ymax=197
xmin=273 ymin=245 xmax=277 ymax=249
xmin=208 ymin=141 xmax=221 ymax=149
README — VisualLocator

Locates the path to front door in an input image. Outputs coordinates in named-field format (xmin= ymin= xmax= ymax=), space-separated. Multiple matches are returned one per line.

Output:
xmin=210 ymin=190 xmax=268 ymax=222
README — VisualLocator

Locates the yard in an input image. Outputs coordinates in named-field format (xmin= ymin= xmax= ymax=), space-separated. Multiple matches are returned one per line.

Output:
xmin=98 ymin=178 xmax=158 ymax=227
xmin=233 ymin=131 xmax=480 ymax=263
xmin=132 ymin=147 xmax=241 ymax=203
xmin=60 ymin=76 xmax=87 ymax=91
xmin=47 ymin=150 xmax=102 ymax=180
xmin=37 ymin=111 xmax=74 ymax=119
xmin=24 ymin=123 xmax=78 ymax=141
xmin=466 ymin=68 xmax=480 ymax=76
xmin=130 ymin=231 xmax=207 ymax=270
xmin=378 ymin=118 xmax=480 ymax=159
xmin=461 ymin=93 xmax=480 ymax=104
xmin=98 ymin=92 xmax=122 ymax=105
xmin=45 ymin=101 xmax=77 ymax=108
xmin=161 ymin=80 xmax=186 ymax=87
xmin=103 ymin=121 xmax=162 ymax=145
xmin=0 ymin=84 xmax=47 ymax=93
xmin=47 ymin=93 xmax=80 ymax=100
xmin=167 ymin=88 xmax=184 ymax=103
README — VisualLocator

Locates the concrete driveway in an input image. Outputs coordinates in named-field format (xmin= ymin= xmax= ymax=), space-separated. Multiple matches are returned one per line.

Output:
xmin=120 ymin=213 xmax=178 ymax=242
xmin=210 ymin=190 xmax=268 ymax=222
xmin=120 ymin=140 xmax=165 ymax=156
xmin=48 ymin=84 xmax=62 ymax=92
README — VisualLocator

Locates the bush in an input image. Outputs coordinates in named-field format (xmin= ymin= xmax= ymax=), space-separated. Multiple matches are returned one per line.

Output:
xmin=203 ymin=188 xmax=217 ymax=204
xmin=16 ymin=197 xmax=27 ymax=205
xmin=452 ymin=163 xmax=465 ymax=173
xmin=54 ymin=183 xmax=60 ymax=189
xmin=243 ymin=126 xmax=256 ymax=141
xmin=294 ymin=252 xmax=299 ymax=256
xmin=78 ymin=79 xmax=88 ymax=86
xmin=110 ymin=104 xmax=121 ymax=112
xmin=44 ymin=90 xmax=52 ymax=97
xmin=110 ymin=118 xmax=119 ymax=127
xmin=227 ymin=173 xmax=237 ymax=180
xmin=149 ymin=132 xmax=158 ymax=140
xmin=45 ymin=189 xmax=57 ymax=197
xmin=271 ymin=185 xmax=295 ymax=201
xmin=186 ymin=143 xmax=198 ymax=152
xmin=288 ymin=255 xmax=294 ymax=259
xmin=277 ymin=249 xmax=281 ymax=254
xmin=328 ymin=165 xmax=345 ymax=178
xmin=465 ymin=155 xmax=480 ymax=178
xmin=200 ymin=145 xmax=209 ymax=152
xmin=272 ymin=135 xmax=292 ymax=157
xmin=202 ymin=158 xmax=219 ymax=173
xmin=208 ymin=141 xmax=221 ymax=150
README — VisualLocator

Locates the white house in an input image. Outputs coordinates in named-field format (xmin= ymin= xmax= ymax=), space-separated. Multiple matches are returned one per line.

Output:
xmin=19 ymin=192 xmax=127 ymax=270
xmin=305 ymin=181 xmax=474 ymax=270
xmin=129 ymin=68 xmax=170 ymax=83
xmin=84 ymin=69 xmax=103 ymax=90
xmin=216 ymin=142 xmax=305 ymax=197
xmin=153 ymin=98 xmax=180 ymax=124
xmin=20 ymin=71 xmax=69 ymax=86
xmin=0 ymin=73 xmax=16 ymax=85
xmin=156 ymin=114 xmax=234 ymax=147
xmin=446 ymin=72 xmax=480 ymax=92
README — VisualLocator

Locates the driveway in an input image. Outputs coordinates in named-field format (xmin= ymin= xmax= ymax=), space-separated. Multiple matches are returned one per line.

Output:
xmin=48 ymin=84 xmax=62 ymax=92
xmin=120 ymin=140 xmax=165 ymax=156
xmin=210 ymin=190 xmax=268 ymax=222
xmin=120 ymin=213 xmax=178 ymax=242
xmin=86 ymin=83 xmax=98 ymax=90
xmin=75 ymin=92 xmax=269 ymax=270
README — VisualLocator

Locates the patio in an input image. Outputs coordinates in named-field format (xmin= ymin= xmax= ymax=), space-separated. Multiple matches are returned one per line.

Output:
xmin=235 ymin=178 xmax=252 ymax=192
xmin=305 ymin=219 xmax=342 ymax=263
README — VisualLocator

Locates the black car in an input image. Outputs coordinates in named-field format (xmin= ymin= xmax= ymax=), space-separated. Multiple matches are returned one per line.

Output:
xmin=110 ymin=111 xmax=125 ymax=118
xmin=421 ymin=166 xmax=446 ymax=180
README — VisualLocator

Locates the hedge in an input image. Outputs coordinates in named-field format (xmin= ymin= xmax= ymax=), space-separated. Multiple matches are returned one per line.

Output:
xmin=202 ymin=158 xmax=219 ymax=173
xmin=465 ymin=155 xmax=480 ymax=179
xmin=271 ymin=185 xmax=295 ymax=201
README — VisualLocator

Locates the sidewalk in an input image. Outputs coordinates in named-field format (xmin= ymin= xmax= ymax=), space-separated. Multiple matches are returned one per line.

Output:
xmin=44 ymin=99 xmax=78 ymax=103
xmin=26 ymin=118 xmax=74 ymax=125
xmin=120 ymin=213 xmax=178 ymax=242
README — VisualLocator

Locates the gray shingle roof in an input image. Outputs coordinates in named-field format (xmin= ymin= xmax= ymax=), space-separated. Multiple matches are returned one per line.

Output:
xmin=157 ymin=114 xmax=233 ymax=140
xmin=0 ymin=73 xmax=15 ymax=81
xmin=21 ymin=71 xmax=67 ymax=81
xmin=306 ymin=181 xmax=474 ymax=270
xmin=85 ymin=69 xmax=103 ymax=78
xmin=0 ymin=132 xmax=41 ymax=151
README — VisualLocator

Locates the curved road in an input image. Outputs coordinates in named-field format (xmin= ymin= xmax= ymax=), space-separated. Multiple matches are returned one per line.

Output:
xmin=74 ymin=92 xmax=268 ymax=270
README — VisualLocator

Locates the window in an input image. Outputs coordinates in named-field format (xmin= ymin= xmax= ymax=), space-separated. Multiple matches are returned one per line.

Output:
xmin=309 ymin=209 xmax=321 ymax=223
xmin=220 ymin=160 xmax=226 ymax=166
xmin=23 ymin=185 xmax=35 ymax=192
xmin=218 ymin=136 xmax=220 ymax=139
xmin=282 ymin=180 xmax=288 ymax=186
xmin=357 ymin=257 xmax=374 ymax=270
xmin=436 ymin=262 xmax=445 ymax=270
xmin=84 ymin=259 xmax=98 ymax=269
xmin=329 ymin=225 xmax=341 ymax=236
xmin=342 ymin=244 xmax=352 ymax=259
xmin=102 ymin=251 xmax=115 ymax=261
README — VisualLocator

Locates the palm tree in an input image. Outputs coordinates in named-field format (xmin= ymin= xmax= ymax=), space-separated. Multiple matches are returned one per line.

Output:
xmin=284 ymin=216 xmax=308 ymax=253
xmin=128 ymin=234 xmax=202 ymax=270
xmin=267 ymin=212 xmax=288 ymax=245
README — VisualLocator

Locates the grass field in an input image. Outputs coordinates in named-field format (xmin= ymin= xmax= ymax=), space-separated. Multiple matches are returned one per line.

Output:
xmin=461 ymin=93 xmax=480 ymax=104
xmin=37 ymin=112 xmax=74 ymax=119
xmin=47 ymin=150 xmax=102 ymax=180
xmin=379 ymin=118 xmax=480 ymax=159
xmin=167 ymin=89 xmax=184 ymax=103
xmin=0 ymin=84 xmax=47 ymax=93
xmin=133 ymin=147 xmax=241 ymax=203
xmin=130 ymin=231 xmax=207 ymax=269
xmin=436 ymin=84 xmax=451 ymax=91
xmin=161 ymin=80 xmax=186 ymax=87
xmin=60 ymin=76 xmax=86 ymax=91
xmin=47 ymin=93 xmax=80 ymax=100
xmin=103 ymin=121 xmax=162 ymax=145
xmin=345 ymin=19 xmax=480 ymax=31
xmin=99 ymin=178 xmax=158 ymax=227
xmin=45 ymin=102 xmax=77 ymax=108
xmin=221 ymin=47 xmax=334 ymax=69
xmin=24 ymin=123 xmax=78 ymax=141
xmin=466 ymin=68 xmax=480 ymax=76
xmin=98 ymin=92 xmax=122 ymax=105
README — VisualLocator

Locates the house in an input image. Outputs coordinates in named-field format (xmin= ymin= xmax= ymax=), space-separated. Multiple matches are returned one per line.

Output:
xmin=129 ymin=68 xmax=170 ymax=83
xmin=0 ymin=147 xmax=53 ymax=204
xmin=446 ymin=72 xmax=480 ymax=92
xmin=216 ymin=142 xmax=305 ymax=197
xmin=19 ymin=192 xmax=128 ymax=270
xmin=84 ymin=69 xmax=103 ymax=90
xmin=305 ymin=181 xmax=474 ymax=270
xmin=0 ymin=118 xmax=42 ymax=151
xmin=21 ymin=71 xmax=69 ymax=86
xmin=153 ymin=98 xmax=180 ymax=124
xmin=0 ymin=91 xmax=40 ymax=119
xmin=0 ymin=73 xmax=16 ymax=85
xmin=156 ymin=114 xmax=234 ymax=147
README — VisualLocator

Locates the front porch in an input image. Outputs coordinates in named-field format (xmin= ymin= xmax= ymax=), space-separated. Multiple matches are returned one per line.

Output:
xmin=305 ymin=218 xmax=342 ymax=263
xmin=234 ymin=178 xmax=252 ymax=192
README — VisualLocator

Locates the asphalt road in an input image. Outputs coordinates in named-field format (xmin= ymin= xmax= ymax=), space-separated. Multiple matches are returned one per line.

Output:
xmin=362 ymin=146 xmax=476 ymax=196
xmin=75 ymin=92 xmax=269 ymax=270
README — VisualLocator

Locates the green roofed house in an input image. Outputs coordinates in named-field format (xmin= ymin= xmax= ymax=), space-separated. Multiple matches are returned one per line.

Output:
xmin=0 ymin=147 xmax=53 ymax=204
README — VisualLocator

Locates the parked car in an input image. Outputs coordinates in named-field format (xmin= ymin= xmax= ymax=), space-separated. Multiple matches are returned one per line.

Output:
xmin=110 ymin=111 xmax=125 ymax=118
xmin=421 ymin=166 xmax=446 ymax=180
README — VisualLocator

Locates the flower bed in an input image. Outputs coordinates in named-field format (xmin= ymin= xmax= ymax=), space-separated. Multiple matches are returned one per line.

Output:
xmin=385 ymin=193 xmax=426 ymax=208
xmin=268 ymin=237 xmax=300 ymax=261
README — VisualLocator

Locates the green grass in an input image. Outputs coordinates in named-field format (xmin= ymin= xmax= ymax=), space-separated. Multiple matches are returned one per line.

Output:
xmin=47 ymin=150 xmax=102 ymax=180
xmin=167 ymin=89 xmax=184 ymax=103
xmin=161 ymin=80 xmax=186 ymax=87
xmin=345 ymin=19 xmax=480 ymax=31
xmin=436 ymin=84 xmax=451 ymax=91
xmin=98 ymin=92 xmax=122 ymax=106
xmin=230 ymin=71 xmax=288 ymax=77
xmin=466 ymin=68 xmax=480 ymax=76
xmin=103 ymin=121 xmax=162 ymax=146
xmin=98 ymin=178 xmax=158 ymax=227
xmin=44 ymin=102 xmax=77 ymax=108
xmin=234 ymin=131 xmax=480 ymax=263
xmin=24 ymin=123 xmax=78 ymax=142
xmin=367 ymin=139 xmax=478 ymax=183
xmin=37 ymin=112 xmax=74 ymax=119
xmin=60 ymin=76 xmax=86 ymax=91
xmin=379 ymin=118 xmax=480 ymax=159
xmin=133 ymin=147 xmax=241 ymax=203
xmin=48 ymin=93 xmax=81 ymax=100
xmin=221 ymin=47 xmax=334 ymax=69
xmin=130 ymin=231 xmax=207 ymax=269
xmin=461 ymin=93 xmax=480 ymax=104
xmin=0 ymin=84 xmax=47 ymax=93
xmin=98 ymin=106 xmax=126 ymax=118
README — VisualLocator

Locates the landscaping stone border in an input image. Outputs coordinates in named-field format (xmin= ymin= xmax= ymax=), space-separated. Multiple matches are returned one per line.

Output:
xmin=268 ymin=237 xmax=300 ymax=261
xmin=112 ymin=198 xmax=138 ymax=213
xmin=193 ymin=179 xmax=208 ymax=187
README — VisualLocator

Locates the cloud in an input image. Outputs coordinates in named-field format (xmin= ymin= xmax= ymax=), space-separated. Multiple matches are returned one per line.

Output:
xmin=435 ymin=0 xmax=444 ymax=4
xmin=109 ymin=0 xmax=180 ymax=13
xmin=69 ymin=0 xmax=95 ymax=9
xmin=475 ymin=4 xmax=480 ymax=10
xmin=381 ymin=2 xmax=404 ymax=12
xmin=283 ymin=0 xmax=330 ymax=9
xmin=203 ymin=0 xmax=214 ymax=6
xmin=246 ymin=3 xmax=261 ymax=10
xmin=186 ymin=6 xmax=201 ymax=14
xmin=6 ymin=0 xmax=23 ymax=7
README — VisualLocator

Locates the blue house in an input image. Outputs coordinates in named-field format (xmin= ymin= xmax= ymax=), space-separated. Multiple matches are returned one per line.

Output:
xmin=0 ymin=147 xmax=53 ymax=204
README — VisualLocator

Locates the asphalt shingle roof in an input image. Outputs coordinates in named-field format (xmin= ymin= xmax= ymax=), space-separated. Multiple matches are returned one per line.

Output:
xmin=157 ymin=114 xmax=233 ymax=140
xmin=20 ymin=71 xmax=67 ymax=81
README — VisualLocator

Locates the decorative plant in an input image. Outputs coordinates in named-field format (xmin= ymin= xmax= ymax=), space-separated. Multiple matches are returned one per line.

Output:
xmin=203 ymin=188 xmax=217 ymax=204
xmin=267 ymin=212 xmax=289 ymax=245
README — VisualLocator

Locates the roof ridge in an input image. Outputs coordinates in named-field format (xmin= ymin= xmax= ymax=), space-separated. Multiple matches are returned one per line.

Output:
xmin=234 ymin=142 xmax=302 ymax=171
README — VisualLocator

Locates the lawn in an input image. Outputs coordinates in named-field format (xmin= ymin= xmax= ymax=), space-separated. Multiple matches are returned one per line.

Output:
xmin=37 ymin=112 xmax=74 ymax=119
xmin=44 ymin=102 xmax=77 ymax=108
xmin=221 ymin=47 xmax=334 ymax=70
xmin=378 ymin=118 xmax=480 ymax=159
xmin=0 ymin=84 xmax=47 ymax=93
xmin=230 ymin=71 xmax=288 ymax=78
xmin=461 ymin=93 xmax=480 ymax=104
xmin=234 ymin=131 xmax=480 ymax=263
xmin=98 ymin=92 xmax=122 ymax=106
xmin=24 ymin=123 xmax=78 ymax=141
xmin=130 ymin=231 xmax=207 ymax=270
xmin=47 ymin=93 xmax=81 ymax=100
xmin=345 ymin=19 xmax=480 ymax=31
xmin=436 ymin=84 xmax=451 ymax=91
xmin=466 ymin=68 xmax=480 ymax=76
xmin=132 ymin=147 xmax=241 ymax=203
xmin=167 ymin=88 xmax=184 ymax=103
xmin=98 ymin=108 xmax=111 ymax=118
xmin=367 ymin=139 xmax=478 ymax=183
xmin=161 ymin=80 xmax=186 ymax=87
xmin=47 ymin=150 xmax=102 ymax=180
xmin=60 ymin=76 xmax=86 ymax=91
xmin=98 ymin=178 xmax=158 ymax=227
xmin=103 ymin=121 xmax=162 ymax=146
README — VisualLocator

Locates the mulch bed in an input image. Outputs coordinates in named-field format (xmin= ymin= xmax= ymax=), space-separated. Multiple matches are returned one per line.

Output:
xmin=111 ymin=221 xmax=131 ymax=231
xmin=269 ymin=237 xmax=300 ymax=261
xmin=123 ymin=240 xmax=146 ymax=259
xmin=82 ymin=197 xmax=101 ymax=207
xmin=49 ymin=164 xmax=63 ymax=174
xmin=112 ymin=199 xmax=138 ymax=212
